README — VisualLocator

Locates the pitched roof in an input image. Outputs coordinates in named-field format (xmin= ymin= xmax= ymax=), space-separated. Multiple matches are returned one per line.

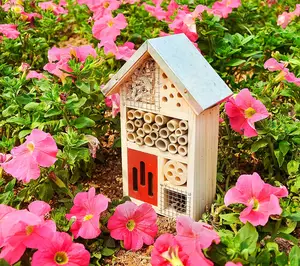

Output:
xmin=102 ymin=34 xmax=232 ymax=115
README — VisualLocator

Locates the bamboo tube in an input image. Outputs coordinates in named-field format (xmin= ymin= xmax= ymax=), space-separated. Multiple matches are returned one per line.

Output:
xmin=134 ymin=110 xmax=145 ymax=119
xmin=150 ymin=131 xmax=159 ymax=141
xmin=152 ymin=123 xmax=161 ymax=132
xmin=178 ymin=145 xmax=188 ymax=156
xmin=143 ymin=123 xmax=152 ymax=134
xmin=159 ymin=127 xmax=171 ymax=139
xmin=135 ymin=136 xmax=144 ymax=146
xmin=144 ymin=135 xmax=154 ymax=147
xmin=143 ymin=113 xmax=155 ymax=123
xmin=175 ymin=128 xmax=187 ymax=137
xmin=134 ymin=119 xmax=143 ymax=128
xmin=137 ymin=128 xmax=145 ymax=138
xmin=155 ymin=114 xmax=170 ymax=126
xmin=126 ymin=121 xmax=136 ymax=132
xmin=127 ymin=109 xmax=135 ymax=120
xmin=169 ymin=133 xmax=178 ymax=144
xmin=167 ymin=119 xmax=179 ymax=132
xmin=155 ymin=138 xmax=170 ymax=152
xmin=127 ymin=132 xmax=137 ymax=142
xmin=179 ymin=120 xmax=188 ymax=131
xmin=168 ymin=143 xmax=179 ymax=154
xmin=178 ymin=135 xmax=188 ymax=145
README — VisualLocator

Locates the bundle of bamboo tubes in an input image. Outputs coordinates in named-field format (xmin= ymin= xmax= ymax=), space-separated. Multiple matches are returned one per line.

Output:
xmin=126 ymin=109 xmax=189 ymax=156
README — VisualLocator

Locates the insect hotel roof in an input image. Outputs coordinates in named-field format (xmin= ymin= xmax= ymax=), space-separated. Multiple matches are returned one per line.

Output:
xmin=102 ymin=34 xmax=233 ymax=115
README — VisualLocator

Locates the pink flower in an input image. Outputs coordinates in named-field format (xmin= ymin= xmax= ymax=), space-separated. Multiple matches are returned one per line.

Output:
xmin=284 ymin=71 xmax=300 ymax=86
xmin=38 ymin=1 xmax=68 ymax=16
xmin=277 ymin=12 xmax=293 ymax=28
xmin=92 ymin=0 xmax=120 ymax=20
xmin=226 ymin=262 xmax=243 ymax=266
xmin=264 ymin=58 xmax=285 ymax=72
xmin=0 ymin=24 xmax=20 ymax=39
xmin=19 ymin=62 xmax=30 ymax=72
xmin=0 ymin=201 xmax=56 ymax=264
xmin=72 ymin=45 xmax=97 ymax=62
xmin=1 ymin=129 xmax=58 ymax=183
xmin=66 ymin=187 xmax=109 ymax=239
xmin=212 ymin=0 xmax=241 ymax=18
xmin=0 ymin=153 xmax=12 ymax=163
xmin=107 ymin=201 xmax=158 ymax=250
xmin=0 ymin=204 xmax=15 ymax=247
xmin=26 ymin=70 xmax=45 ymax=80
xmin=105 ymin=93 xmax=120 ymax=117
xmin=225 ymin=88 xmax=269 ymax=137
xmin=20 ymin=12 xmax=42 ymax=22
xmin=266 ymin=0 xmax=277 ymax=7
xmin=92 ymin=13 xmax=127 ymax=42
xmin=101 ymin=41 xmax=135 ymax=61
xmin=144 ymin=3 xmax=167 ymax=21
xmin=224 ymin=172 xmax=288 ymax=226
xmin=32 ymin=232 xmax=90 ymax=266
xmin=151 ymin=234 xmax=189 ymax=266
xmin=175 ymin=216 xmax=220 ymax=256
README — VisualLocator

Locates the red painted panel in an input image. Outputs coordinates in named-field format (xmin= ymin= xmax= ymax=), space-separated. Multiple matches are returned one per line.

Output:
xmin=128 ymin=149 xmax=158 ymax=206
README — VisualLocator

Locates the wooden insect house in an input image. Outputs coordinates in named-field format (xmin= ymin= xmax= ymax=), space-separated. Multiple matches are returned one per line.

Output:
xmin=102 ymin=34 xmax=232 ymax=220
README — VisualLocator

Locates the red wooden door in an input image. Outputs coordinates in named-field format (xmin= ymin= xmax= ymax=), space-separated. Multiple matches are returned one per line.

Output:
xmin=128 ymin=149 xmax=158 ymax=206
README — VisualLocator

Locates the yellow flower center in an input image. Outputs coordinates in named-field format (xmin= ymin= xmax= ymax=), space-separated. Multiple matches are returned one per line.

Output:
xmin=107 ymin=20 xmax=114 ymax=27
xmin=244 ymin=107 xmax=256 ymax=118
xmin=103 ymin=2 xmax=110 ymax=8
xmin=83 ymin=214 xmax=93 ymax=221
xmin=12 ymin=5 xmax=23 ymax=13
xmin=126 ymin=220 xmax=136 ymax=231
xmin=161 ymin=246 xmax=184 ymax=266
xmin=26 ymin=225 xmax=34 ymax=236
xmin=27 ymin=142 xmax=35 ymax=152
xmin=250 ymin=198 xmax=260 ymax=211
xmin=54 ymin=251 xmax=69 ymax=265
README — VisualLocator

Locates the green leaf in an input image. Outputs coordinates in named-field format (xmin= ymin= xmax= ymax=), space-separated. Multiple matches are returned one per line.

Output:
xmin=277 ymin=232 xmax=299 ymax=245
xmin=219 ymin=213 xmax=241 ymax=224
xmin=15 ymin=95 xmax=32 ymax=105
xmin=0 ymin=259 xmax=10 ymax=266
xmin=279 ymin=141 xmax=290 ymax=156
xmin=274 ymin=150 xmax=284 ymax=167
xmin=37 ymin=181 xmax=54 ymax=202
xmin=18 ymin=129 xmax=32 ymax=139
xmin=256 ymin=249 xmax=270 ymax=266
xmin=75 ymin=81 xmax=91 ymax=94
xmin=287 ymin=160 xmax=299 ymax=175
xmin=276 ymin=253 xmax=288 ymax=266
xmin=101 ymin=247 xmax=115 ymax=257
xmin=4 ymin=179 xmax=16 ymax=192
xmin=45 ymin=108 xmax=62 ymax=118
xmin=226 ymin=59 xmax=246 ymax=66
xmin=2 ymin=105 xmax=18 ymax=117
xmin=24 ymin=102 xmax=40 ymax=111
xmin=290 ymin=246 xmax=300 ymax=266
xmin=6 ymin=116 xmax=30 ymax=125
xmin=234 ymin=222 xmax=258 ymax=256
xmin=73 ymin=117 xmax=95 ymax=129
xmin=251 ymin=139 xmax=268 ymax=152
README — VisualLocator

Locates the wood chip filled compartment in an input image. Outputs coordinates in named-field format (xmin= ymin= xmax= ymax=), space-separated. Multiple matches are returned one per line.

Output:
xmin=126 ymin=108 xmax=189 ymax=157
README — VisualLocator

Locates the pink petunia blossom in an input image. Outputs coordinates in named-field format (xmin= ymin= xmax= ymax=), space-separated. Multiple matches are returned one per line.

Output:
xmin=0 ymin=153 xmax=12 ymax=163
xmin=277 ymin=4 xmax=300 ymax=28
xmin=44 ymin=45 xmax=97 ymax=80
xmin=151 ymin=233 xmax=189 ymax=266
xmin=0 ymin=204 xmax=16 ymax=247
xmin=175 ymin=216 xmax=220 ymax=256
xmin=284 ymin=71 xmax=300 ymax=86
xmin=26 ymin=70 xmax=45 ymax=80
xmin=264 ymin=58 xmax=285 ymax=72
xmin=66 ymin=187 xmax=109 ymax=239
xmin=143 ymin=3 xmax=167 ymax=21
xmin=107 ymin=201 xmax=158 ymax=250
xmin=226 ymin=262 xmax=243 ymax=266
xmin=91 ymin=0 xmax=121 ymax=20
xmin=225 ymin=88 xmax=269 ymax=137
xmin=31 ymin=232 xmax=90 ymax=266
xmin=92 ymin=13 xmax=127 ymax=42
xmin=105 ymin=93 xmax=120 ymax=117
xmin=20 ymin=12 xmax=42 ymax=22
xmin=212 ymin=0 xmax=241 ymax=18
xmin=224 ymin=172 xmax=288 ymax=226
xmin=19 ymin=62 xmax=30 ymax=72
xmin=0 ymin=201 xmax=56 ymax=264
xmin=100 ymin=41 xmax=135 ymax=61
xmin=1 ymin=129 xmax=58 ymax=183
xmin=0 ymin=24 xmax=20 ymax=39
xmin=38 ymin=1 xmax=68 ymax=16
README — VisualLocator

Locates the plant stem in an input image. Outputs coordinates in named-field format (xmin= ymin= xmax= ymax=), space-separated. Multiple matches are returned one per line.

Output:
xmin=224 ymin=118 xmax=233 ymax=147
